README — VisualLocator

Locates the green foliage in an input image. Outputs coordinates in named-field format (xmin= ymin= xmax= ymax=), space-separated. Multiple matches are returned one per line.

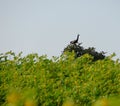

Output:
xmin=63 ymin=43 xmax=105 ymax=61
xmin=0 ymin=51 xmax=120 ymax=106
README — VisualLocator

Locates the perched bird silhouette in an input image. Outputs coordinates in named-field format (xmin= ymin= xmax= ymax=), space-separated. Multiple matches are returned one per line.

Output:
xmin=70 ymin=34 xmax=80 ymax=44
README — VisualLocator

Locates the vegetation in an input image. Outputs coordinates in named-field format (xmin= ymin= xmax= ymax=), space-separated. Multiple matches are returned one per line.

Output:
xmin=0 ymin=51 xmax=120 ymax=106
xmin=63 ymin=43 xmax=105 ymax=61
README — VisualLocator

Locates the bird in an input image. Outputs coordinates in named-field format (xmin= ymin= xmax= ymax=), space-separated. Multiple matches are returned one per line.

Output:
xmin=70 ymin=34 xmax=80 ymax=44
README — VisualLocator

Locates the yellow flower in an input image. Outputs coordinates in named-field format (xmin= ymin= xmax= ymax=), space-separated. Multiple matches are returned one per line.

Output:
xmin=62 ymin=100 xmax=75 ymax=106
xmin=24 ymin=100 xmax=37 ymax=106
xmin=93 ymin=98 xmax=108 ymax=106
xmin=7 ymin=92 xmax=20 ymax=103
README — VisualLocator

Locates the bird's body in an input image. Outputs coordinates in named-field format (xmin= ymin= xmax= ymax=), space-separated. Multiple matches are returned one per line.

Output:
xmin=70 ymin=34 xmax=80 ymax=44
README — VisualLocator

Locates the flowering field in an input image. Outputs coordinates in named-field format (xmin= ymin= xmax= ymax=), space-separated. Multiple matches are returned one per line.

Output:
xmin=0 ymin=51 xmax=120 ymax=106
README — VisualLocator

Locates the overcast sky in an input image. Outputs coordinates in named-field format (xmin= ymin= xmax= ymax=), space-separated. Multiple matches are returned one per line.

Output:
xmin=0 ymin=0 xmax=120 ymax=58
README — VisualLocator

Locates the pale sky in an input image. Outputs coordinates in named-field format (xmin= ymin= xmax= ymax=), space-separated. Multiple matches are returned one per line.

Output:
xmin=0 ymin=0 xmax=120 ymax=58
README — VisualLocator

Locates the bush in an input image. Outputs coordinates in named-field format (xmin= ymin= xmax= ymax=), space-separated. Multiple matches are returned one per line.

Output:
xmin=0 ymin=51 xmax=120 ymax=106
xmin=63 ymin=43 xmax=105 ymax=61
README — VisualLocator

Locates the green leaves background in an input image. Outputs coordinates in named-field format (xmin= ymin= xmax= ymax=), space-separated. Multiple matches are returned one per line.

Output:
xmin=0 ymin=51 xmax=120 ymax=106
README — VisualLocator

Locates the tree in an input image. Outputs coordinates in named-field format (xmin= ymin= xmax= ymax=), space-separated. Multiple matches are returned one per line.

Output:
xmin=63 ymin=36 xmax=105 ymax=61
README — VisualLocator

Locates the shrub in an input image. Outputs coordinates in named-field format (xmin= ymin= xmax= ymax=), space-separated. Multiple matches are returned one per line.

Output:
xmin=0 ymin=51 xmax=120 ymax=106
